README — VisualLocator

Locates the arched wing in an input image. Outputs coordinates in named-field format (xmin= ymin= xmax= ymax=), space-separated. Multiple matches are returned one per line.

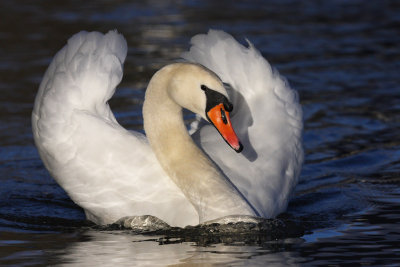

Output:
xmin=183 ymin=30 xmax=303 ymax=218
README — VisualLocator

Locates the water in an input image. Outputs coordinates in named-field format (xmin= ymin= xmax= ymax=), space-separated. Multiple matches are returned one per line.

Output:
xmin=1 ymin=0 xmax=399 ymax=265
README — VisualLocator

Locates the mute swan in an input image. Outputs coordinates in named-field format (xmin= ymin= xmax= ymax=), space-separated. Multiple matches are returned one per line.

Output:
xmin=32 ymin=30 xmax=303 ymax=227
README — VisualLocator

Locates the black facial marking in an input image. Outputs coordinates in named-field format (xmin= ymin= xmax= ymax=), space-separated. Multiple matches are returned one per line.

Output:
xmin=200 ymin=84 xmax=233 ymax=113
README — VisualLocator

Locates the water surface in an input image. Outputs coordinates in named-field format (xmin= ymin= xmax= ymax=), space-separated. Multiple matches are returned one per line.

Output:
xmin=1 ymin=0 xmax=399 ymax=266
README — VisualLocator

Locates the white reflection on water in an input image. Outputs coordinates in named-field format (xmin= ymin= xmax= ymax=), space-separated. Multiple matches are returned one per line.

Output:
xmin=54 ymin=230 xmax=302 ymax=266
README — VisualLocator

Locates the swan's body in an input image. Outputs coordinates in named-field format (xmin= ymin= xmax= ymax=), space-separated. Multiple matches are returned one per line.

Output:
xmin=32 ymin=30 xmax=303 ymax=227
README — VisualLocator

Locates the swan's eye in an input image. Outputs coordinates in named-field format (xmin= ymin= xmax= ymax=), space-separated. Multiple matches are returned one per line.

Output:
xmin=223 ymin=101 xmax=233 ymax=112
xmin=220 ymin=108 xmax=228 ymax=124
xmin=202 ymin=85 xmax=233 ymax=114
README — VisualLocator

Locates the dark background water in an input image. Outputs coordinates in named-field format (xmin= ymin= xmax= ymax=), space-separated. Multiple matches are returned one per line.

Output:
xmin=1 ymin=0 xmax=399 ymax=265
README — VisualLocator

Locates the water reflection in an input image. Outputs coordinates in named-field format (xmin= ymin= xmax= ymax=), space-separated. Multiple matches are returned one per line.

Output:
xmin=0 ymin=229 xmax=303 ymax=266
xmin=48 ymin=230 xmax=302 ymax=266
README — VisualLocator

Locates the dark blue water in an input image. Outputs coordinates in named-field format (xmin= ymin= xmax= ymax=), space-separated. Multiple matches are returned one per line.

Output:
xmin=1 ymin=0 xmax=399 ymax=265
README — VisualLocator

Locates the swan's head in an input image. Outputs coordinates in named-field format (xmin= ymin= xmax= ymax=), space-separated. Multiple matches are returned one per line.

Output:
xmin=169 ymin=63 xmax=243 ymax=152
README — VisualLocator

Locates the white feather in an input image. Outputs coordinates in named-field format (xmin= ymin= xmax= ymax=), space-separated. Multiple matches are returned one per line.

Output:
xmin=183 ymin=30 xmax=303 ymax=218
xmin=32 ymin=31 xmax=198 ymax=227
xmin=32 ymin=30 xmax=303 ymax=227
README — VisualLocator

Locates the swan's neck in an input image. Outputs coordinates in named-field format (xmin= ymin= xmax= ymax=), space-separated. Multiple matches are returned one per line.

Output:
xmin=143 ymin=66 xmax=255 ymax=223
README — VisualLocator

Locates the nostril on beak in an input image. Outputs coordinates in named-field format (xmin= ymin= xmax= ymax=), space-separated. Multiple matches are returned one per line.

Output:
xmin=220 ymin=108 xmax=228 ymax=124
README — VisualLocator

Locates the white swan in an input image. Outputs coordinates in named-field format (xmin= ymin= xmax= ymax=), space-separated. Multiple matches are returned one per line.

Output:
xmin=32 ymin=30 xmax=303 ymax=227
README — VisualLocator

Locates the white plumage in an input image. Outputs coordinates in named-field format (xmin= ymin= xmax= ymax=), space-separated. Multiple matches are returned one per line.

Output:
xmin=32 ymin=30 xmax=303 ymax=227
xmin=183 ymin=30 xmax=303 ymax=219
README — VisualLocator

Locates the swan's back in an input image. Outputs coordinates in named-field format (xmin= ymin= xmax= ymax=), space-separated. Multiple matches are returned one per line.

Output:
xmin=183 ymin=30 xmax=303 ymax=218
xmin=32 ymin=31 xmax=198 ymax=226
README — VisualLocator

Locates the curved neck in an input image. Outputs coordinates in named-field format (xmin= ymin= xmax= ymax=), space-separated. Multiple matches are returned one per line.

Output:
xmin=143 ymin=65 xmax=255 ymax=223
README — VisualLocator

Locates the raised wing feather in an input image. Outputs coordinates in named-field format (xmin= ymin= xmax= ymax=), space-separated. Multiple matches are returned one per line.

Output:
xmin=182 ymin=30 xmax=303 ymax=218
xmin=32 ymin=31 xmax=197 ymax=226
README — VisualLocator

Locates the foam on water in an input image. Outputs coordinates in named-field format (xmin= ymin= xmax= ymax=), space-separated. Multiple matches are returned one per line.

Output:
xmin=110 ymin=215 xmax=304 ymax=246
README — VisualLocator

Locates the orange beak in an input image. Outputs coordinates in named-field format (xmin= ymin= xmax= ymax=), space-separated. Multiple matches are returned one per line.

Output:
xmin=207 ymin=103 xmax=243 ymax=153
